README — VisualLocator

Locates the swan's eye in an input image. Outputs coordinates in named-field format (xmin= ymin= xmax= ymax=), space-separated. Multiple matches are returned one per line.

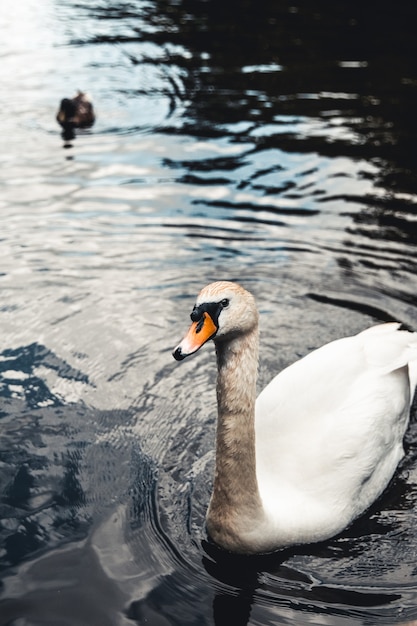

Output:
xmin=220 ymin=298 xmax=229 ymax=308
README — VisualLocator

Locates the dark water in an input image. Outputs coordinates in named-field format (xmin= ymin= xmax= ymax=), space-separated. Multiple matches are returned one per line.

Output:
xmin=1 ymin=1 xmax=417 ymax=624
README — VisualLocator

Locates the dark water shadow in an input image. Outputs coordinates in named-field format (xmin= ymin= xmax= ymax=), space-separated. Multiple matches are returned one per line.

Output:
xmin=0 ymin=343 xmax=156 ymax=626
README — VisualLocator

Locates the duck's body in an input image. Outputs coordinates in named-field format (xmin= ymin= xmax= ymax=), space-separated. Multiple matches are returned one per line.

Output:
xmin=173 ymin=282 xmax=417 ymax=554
xmin=56 ymin=91 xmax=95 ymax=140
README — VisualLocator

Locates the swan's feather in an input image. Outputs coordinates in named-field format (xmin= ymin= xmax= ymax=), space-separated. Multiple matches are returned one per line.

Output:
xmin=255 ymin=323 xmax=417 ymax=548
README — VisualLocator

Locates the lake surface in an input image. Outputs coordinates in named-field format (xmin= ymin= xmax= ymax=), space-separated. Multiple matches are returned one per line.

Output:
xmin=1 ymin=1 xmax=417 ymax=624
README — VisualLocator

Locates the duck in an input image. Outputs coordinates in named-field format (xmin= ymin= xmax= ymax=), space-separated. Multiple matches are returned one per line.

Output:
xmin=172 ymin=281 xmax=417 ymax=554
xmin=56 ymin=91 xmax=95 ymax=140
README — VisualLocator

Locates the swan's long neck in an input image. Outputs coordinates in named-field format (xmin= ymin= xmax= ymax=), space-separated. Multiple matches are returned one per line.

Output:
xmin=206 ymin=327 xmax=265 ymax=552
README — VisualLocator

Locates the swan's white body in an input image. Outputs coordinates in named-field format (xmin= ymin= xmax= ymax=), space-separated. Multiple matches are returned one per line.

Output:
xmin=173 ymin=282 xmax=417 ymax=554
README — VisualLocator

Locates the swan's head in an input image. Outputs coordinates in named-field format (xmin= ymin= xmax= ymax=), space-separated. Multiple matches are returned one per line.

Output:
xmin=172 ymin=281 xmax=258 ymax=361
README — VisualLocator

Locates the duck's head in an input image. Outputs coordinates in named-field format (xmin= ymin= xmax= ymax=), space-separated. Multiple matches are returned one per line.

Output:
xmin=172 ymin=281 xmax=258 ymax=361
xmin=57 ymin=98 xmax=77 ymax=139
xmin=57 ymin=98 xmax=77 ymax=125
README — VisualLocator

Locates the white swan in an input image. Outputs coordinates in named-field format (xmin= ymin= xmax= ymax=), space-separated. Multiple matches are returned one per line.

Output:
xmin=173 ymin=281 xmax=417 ymax=554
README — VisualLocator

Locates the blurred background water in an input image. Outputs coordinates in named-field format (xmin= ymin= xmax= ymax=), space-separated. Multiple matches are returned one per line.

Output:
xmin=1 ymin=1 xmax=417 ymax=624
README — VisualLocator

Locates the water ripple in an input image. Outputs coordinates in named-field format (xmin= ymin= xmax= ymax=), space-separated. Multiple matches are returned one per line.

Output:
xmin=2 ymin=0 xmax=417 ymax=624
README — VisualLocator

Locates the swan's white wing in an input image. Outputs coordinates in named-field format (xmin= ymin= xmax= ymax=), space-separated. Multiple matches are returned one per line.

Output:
xmin=254 ymin=323 xmax=417 ymax=545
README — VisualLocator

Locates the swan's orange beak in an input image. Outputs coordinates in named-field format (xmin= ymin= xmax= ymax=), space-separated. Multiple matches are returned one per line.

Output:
xmin=172 ymin=312 xmax=217 ymax=361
